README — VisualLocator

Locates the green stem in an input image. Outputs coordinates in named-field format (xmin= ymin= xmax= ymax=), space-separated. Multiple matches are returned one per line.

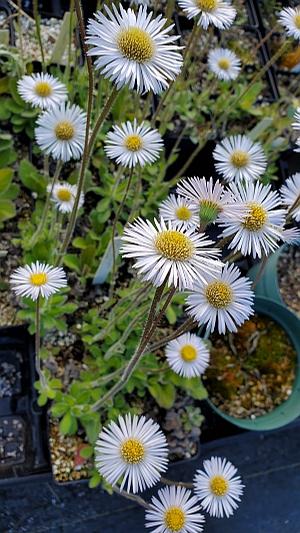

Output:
xmin=33 ymin=0 xmax=45 ymax=69
xmin=35 ymin=296 xmax=46 ymax=389
xmin=91 ymin=282 xmax=172 ymax=412
xmin=29 ymin=160 xmax=63 ymax=247
xmin=58 ymin=85 xmax=118 ymax=263
xmin=110 ymin=167 xmax=134 ymax=297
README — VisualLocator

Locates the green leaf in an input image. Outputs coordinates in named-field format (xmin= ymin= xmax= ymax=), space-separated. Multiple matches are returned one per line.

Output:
xmin=63 ymin=254 xmax=81 ymax=273
xmin=88 ymin=471 xmax=101 ymax=489
xmin=148 ymin=382 xmax=176 ymax=409
xmin=165 ymin=304 xmax=177 ymax=325
xmin=51 ymin=402 xmax=68 ymax=417
xmin=79 ymin=445 xmax=94 ymax=459
xmin=59 ymin=411 xmax=78 ymax=435
xmin=0 ymin=168 xmax=13 ymax=194
xmin=239 ymin=82 xmax=264 ymax=110
xmin=19 ymin=159 xmax=47 ymax=196
xmin=0 ymin=199 xmax=15 ymax=222
xmin=37 ymin=392 xmax=48 ymax=406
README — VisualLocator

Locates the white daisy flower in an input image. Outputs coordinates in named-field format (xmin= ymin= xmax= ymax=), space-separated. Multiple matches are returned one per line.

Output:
xmin=10 ymin=261 xmax=67 ymax=301
xmin=165 ymin=332 xmax=210 ymax=378
xmin=177 ymin=176 xmax=244 ymax=225
xmin=213 ymin=135 xmax=267 ymax=183
xmin=194 ymin=456 xmax=244 ymax=518
xmin=48 ymin=182 xmax=84 ymax=214
xmin=220 ymin=181 xmax=286 ymax=259
xmin=292 ymin=107 xmax=300 ymax=132
xmin=280 ymin=173 xmax=300 ymax=222
xmin=17 ymin=73 xmax=68 ymax=109
xmin=86 ymin=4 xmax=183 ymax=94
xmin=105 ymin=119 xmax=163 ymax=168
xmin=95 ymin=413 xmax=168 ymax=494
xmin=278 ymin=6 xmax=300 ymax=41
xmin=178 ymin=0 xmax=236 ymax=30
xmin=208 ymin=47 xmax=241 ymax=81
xmin=186 ymin=263 xmax=254 ymax=334
xmin=159 ymin=194 xmax=199 ymax=229
xmin=35 ymin=102 xmax=87 ymax=162
xmin=145 ymin=485 xmax=205 ymax=533
xmin=121 ymin=217 xmax=221 ymax=290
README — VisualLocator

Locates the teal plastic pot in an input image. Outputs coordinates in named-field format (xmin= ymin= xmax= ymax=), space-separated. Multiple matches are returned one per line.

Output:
xmin=207 ymin=296 xmax=300 ymax=431
xmin=247 ymin=246 xmax=285 ymax=304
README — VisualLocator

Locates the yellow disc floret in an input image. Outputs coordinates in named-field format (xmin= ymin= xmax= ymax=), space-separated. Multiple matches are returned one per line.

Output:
xmin=230 ymin=150 xmax=250 ymax=168
xmin=294 ymin=13 xmax=300 ymax=29
xmin=210 ymin=475 xmax=229 ymax=497
xmin=55 ymin=121 xmax=75 ymax=141
xmin=205 ymin=281 xmax=233 ymax=309
xmin=35 ymin=81 xmax=53 ymax=97
xmin=175 ymin=206 xmax=192 ymax=221
xmin=164 ymin=507 xmax=185 ymax=532
xmin=155 ymin=230 xmax=194 ymax=261
xmin=243 ymin=202 xmax=267 ymax=231
xmin=180 ymin=344 xmax=197 ymax=362
xmin=197 ymin=0 xmax=217 ymax=11
xmin=124 ymin=134 xmax=143 ymax=152
xmin=218 ymin=58 xmax=230 ymax=70
xmin=120 ymin=438 xmax=145 ymax=464
xmin=57 ymin=188 xmax=72 ymax=202
xmin=117 ymin=27 xmax=154 ymax=63
xmin=30 ymin=272 xmax=48 ymax=286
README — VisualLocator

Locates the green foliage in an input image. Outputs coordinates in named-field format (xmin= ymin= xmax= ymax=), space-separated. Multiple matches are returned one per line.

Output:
xmin=17 ymin=292 xmax=78 ymax=334
xmin=19 ymin=159 xmax=47 ymax=197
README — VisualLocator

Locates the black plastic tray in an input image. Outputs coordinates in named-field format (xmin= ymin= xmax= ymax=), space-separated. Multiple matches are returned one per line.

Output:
xmin=0 ymin=325 xmax=51 ymax=485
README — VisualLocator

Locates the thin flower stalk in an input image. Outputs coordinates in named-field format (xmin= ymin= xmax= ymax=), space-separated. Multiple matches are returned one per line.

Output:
xmin=35 ymin=296 xmax=46 ymax=389
xmin=33 ymin=0 xmax=45 ymax=70
xmin=29 ymin=160 xmax=63 ymax=247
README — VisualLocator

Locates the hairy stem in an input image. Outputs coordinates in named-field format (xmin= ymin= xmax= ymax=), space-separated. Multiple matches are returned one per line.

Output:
xmin=33 ymin=0 xmax=45 ymax=69
xmin=112 ymin=486 xmax=151 ymax=509
xmin=35 ymin=297 xmax=46 ymax=389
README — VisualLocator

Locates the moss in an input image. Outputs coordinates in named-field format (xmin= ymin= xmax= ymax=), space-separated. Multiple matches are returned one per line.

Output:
xmin=205 ymin=315 xmax=297 ymax=418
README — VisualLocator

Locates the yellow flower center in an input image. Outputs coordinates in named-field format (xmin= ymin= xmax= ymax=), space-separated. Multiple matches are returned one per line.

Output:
xmin=243 ymin=202 xmax=267 ymax=232
xmin=57 ymin=188 xmax=72 ymax=202
xmin=230 ymin=150 xmax=250 ymax=168
xmin=197 ymin=0 xmax=217 ymax=11
xmin=210 ymin=475 xmax=229 ymax=497
xmin=55 ymin=121 xmax=75 ymax=141
xmin=180 ymin=344 xmax=197 ymax=362
xmin=294 ymin=13 xmax=300 ymax=29
xmin=164 ymin=507 xmax=185 ymax=532
xmin=218 ymin=58 xmax=230 ymax=70
xmin=35 ymin=81 xmax=53 ymax=97
xmin=30 ymin=272 xmax=48 ymax=286
xmin=205 ymin=281 xmax=233 ymax=309
xmin=175 ymin=206 xmax=192 ymax=221
xmin=120 ymin=438 xmax=145 ymax=464
xmin=155 ymin=230 xmax=194 ymax=261
xmin=117 ymin=27 xmax=154 ymax=63
xmin=124 ymin=134 xmax=143 ymax=152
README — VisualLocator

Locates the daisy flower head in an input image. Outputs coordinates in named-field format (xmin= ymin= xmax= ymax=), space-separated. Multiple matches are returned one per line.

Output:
xmin=10 ymin=261 xmax=67 ymax=301
xmin=121 ymin=217 xmax=221 ymax=290
xmin=35 ymin=102 xmax=87 ymax=162
xmin=17 ymin=72 xmax=67 ymax=109
xmin=208 ymin=47 xmax=241 ymax=81
xmin=145 ymin=485 xmax=205 ymax=533
xmin=86 ymin=4 xmax=183 ymax=94
xmin=95 ymin=413 xmax=168 ymax=494
xmin=48 ymin=182 xmax=84 ymax=214
xmin=186 ymin=262 xmax=254 ymax=334
xmin=194 ymin=456 xmax=244 ymax=518
xmin=159 ymin=194 xmax=199 ymax=229
xmin=105 ymin=119 xmax=163 ymax=168
xmin=177 ymin=0 xmax=236 ymax=30
xmin=280 ymin=173 xmax=300 ymax=222
xmin=278 ymin=6 xmax=300 ymax=41
xmin=165 ymin=332 xmax=210 ymax=378
xmin=220 ymin=181 xmax=286 ymax=258
xmin=213 ymin=135 xmax=267 ymax=183
xmin=176 ymin=176 xmax=244 ymax=225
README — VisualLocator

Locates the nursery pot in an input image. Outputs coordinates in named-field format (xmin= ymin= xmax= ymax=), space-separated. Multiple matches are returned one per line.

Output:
xmin=247 ymin=246 xmax=285 ymax=304
xmin=207 ymin=296 xmax=300 ymax=431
